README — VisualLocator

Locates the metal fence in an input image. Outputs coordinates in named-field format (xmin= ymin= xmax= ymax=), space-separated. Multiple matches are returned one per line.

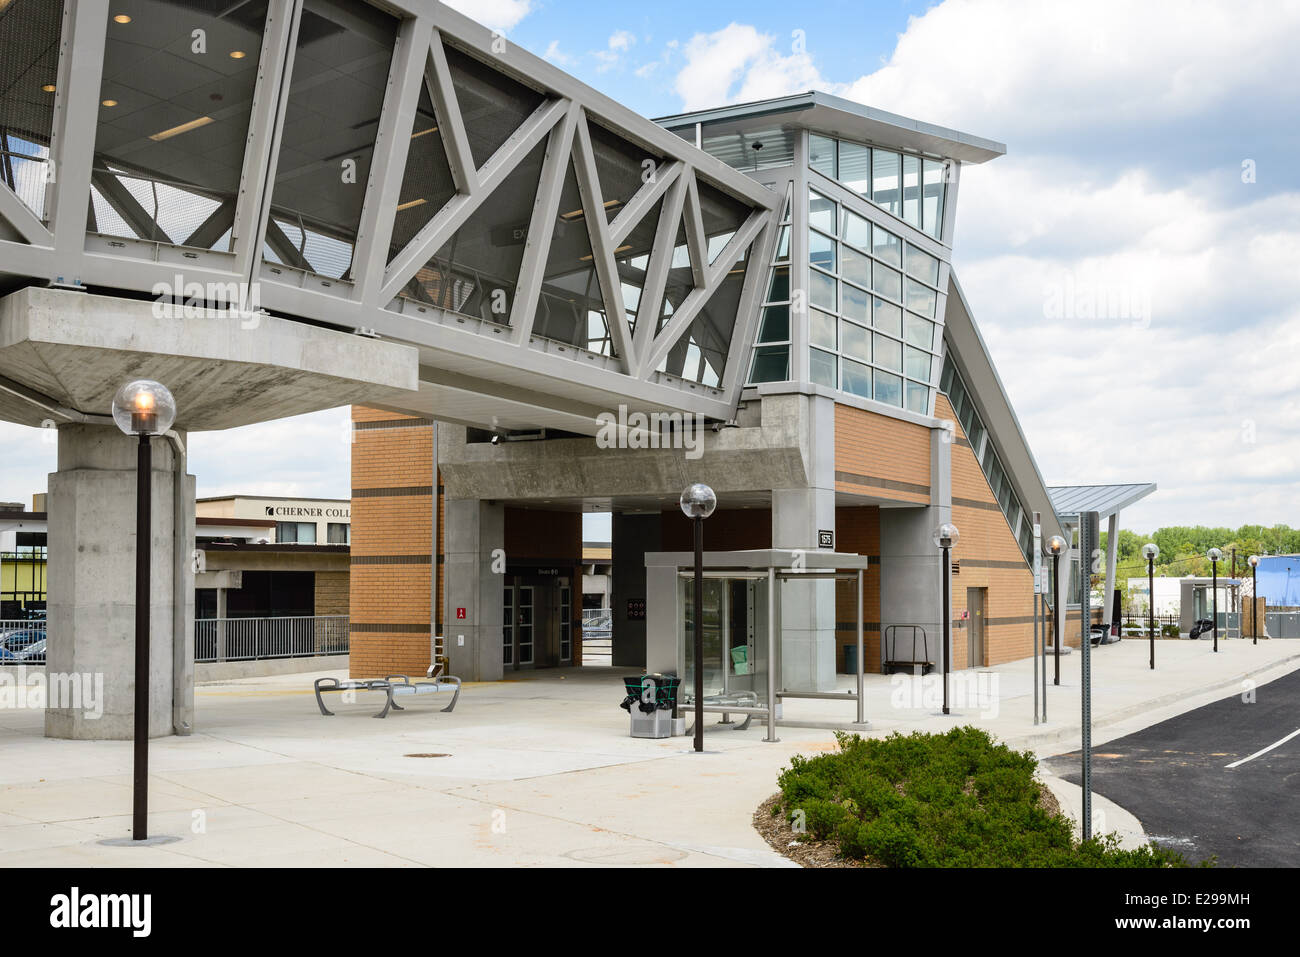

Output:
xmin=0 ymin=619 xmax=47 ymax=663
xmin=194 ymin=616 xmax=349 ymax=663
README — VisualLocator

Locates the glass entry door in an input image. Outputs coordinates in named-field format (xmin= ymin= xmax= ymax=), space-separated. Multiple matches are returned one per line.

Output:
xmin=517 ymin=585 xmax=534 ymax=665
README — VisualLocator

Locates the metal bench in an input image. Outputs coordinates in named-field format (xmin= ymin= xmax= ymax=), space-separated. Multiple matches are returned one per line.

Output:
xmin=314 ymin=663 xmax=461 ymax=719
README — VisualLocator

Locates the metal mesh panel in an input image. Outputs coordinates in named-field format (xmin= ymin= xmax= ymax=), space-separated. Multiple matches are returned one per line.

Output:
xmin=387 ymin=79 xmax=456 ymax=262
xmin=0 ymin=0 xmax=62 ymax=221
xmin=442 ymin=41 xmax=545 ymax=170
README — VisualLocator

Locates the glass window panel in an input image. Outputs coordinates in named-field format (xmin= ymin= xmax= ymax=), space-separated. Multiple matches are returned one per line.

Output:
xmin=874 ymin=262 xmax=902 ymax=302
xmin=841 ymin=208 xmax=870 ymax=250
xmin=904 ymin=312 xmax=934 ymax=349
xmin=960 ymin=392 xmax=977 ymax=437
xmin=810 ymin=308 xmax=836 ymax=350
xmin=781 ymin=181 xmax=792 ymax=222
xmin=905 ymin=381 xmax=929 ymax=414
xmin=841 ymin=281 xmax=870 ymax=323
xmin=775 ymin=224 xmax=790 ymax=261
xmin=874 ymin=334 xmax=902 ymax=372
xmin=810 ymin=348 xmax=837 ymax=388
xmin=872 ymin=224 xmax=901 ymax=266
xmin=749 ymin=345 xmax=789 ymax=383
xmin=841 ymin=320 xmax=870 ymax=363
xmin=758 ymin=304 xmax=789 ymax=343
xmin=838 ymin=140 xmax=870 ymax=196
xmin=589 ymin=120 xmax=666 ymax=223
xmin=389 ymin=80 xmax=457 ymax=261
xmin=263 ymin=0 xmax=398 ymax=278
xmin=871 ymin=149 xmax=900 ymax=216
xmin=90 ymin=0 xmax=271 ymax=250
xmin=841 ymin=245 xmax=871 ymax=288
xmin=697 ymin=180 xmax=751 ymax=265
xmin=444 ymin=43 xmax=545 ymax=169
xmin=842 ymin=358 xmax=871 ymax=398
xmin=809 ymin=268 xmax=836 ymax=312
xmin=922 ymin=159 xmax=947 ymax=238
xmin=905 ymin=346 xmax=931 ymax=381
xmin=809 ymin=229 xmax=836 ymax=272
xmin=701 ymin=126 xmax=796 ymax=171
xmin=873 ymin=297 xmax=902 ymax=336
xmin=398 ymin=140 xmax=545 ymax=320
xmin=873 ymin=369 xmax=903 ymax=407
xmin=809 ymin=188 xmax=836 ymax=233
xmin=1 ymin=0 xmax=62 ymax=220
xmin=906 ymin=279 xmax=937 ymax=318
xmin=767 ymin=264 xmax=790 ymax=302
xmin=905 ymin=245 xmax=940 ymax=284
xmin=808 ymin=133 xmax=836 ymax=179
xmin=939 ymin=356 xmax=955 ymax=393
xmin=902 ymin=154 xmax=921 ymax=227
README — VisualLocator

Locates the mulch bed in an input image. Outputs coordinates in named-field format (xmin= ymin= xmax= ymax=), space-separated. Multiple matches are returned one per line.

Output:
xmin=754 ymin=777 xmax=1064 ymax=868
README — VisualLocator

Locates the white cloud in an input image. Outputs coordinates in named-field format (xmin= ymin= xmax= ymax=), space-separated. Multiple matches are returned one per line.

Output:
xmin=674 ymin=23 xmax=824 ymax=110
xmin=593 ymin=29 xmax=638 ymax=72
xmin=440 ymin=0 xmax=532 ymax=34
xmin=543 ymin=39 xmax=574 ymax=67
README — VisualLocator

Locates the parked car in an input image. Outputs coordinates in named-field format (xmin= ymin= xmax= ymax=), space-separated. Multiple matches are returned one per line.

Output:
xmin=15 ymin=638 xmax=45 ymax=664
xmin=0 ymin=627 xmax=46 ymax=657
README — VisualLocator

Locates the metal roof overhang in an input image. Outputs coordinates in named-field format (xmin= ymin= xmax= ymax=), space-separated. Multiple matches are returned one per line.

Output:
xmin=655 ymin=91 xmax=1007 ymax=165
xmin=1049 ymin=483 xmax=1157 ymax=521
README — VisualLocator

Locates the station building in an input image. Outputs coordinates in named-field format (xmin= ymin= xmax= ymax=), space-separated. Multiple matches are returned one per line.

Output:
xmin=0 ymin=0 xmax=1144 ymax=733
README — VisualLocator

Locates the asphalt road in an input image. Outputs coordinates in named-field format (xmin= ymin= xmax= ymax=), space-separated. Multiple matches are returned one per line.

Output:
xmin=1046 ymin=666 xmax=1300 ymax=867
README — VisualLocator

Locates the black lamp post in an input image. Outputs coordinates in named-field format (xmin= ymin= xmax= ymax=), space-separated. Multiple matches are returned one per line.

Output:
xmin=111 ymin=379 xmax=177 ymax=842
xmin=1208 ymin=547 xmax=1222 ymax=652
xmin=1142 ymin=543 xmax=1159 ymax=669
xmin=933 ymin=522 xmax=959 ymax=715
xmin=1247 ymin=555 xmax=1259 ymax=644
xmin=680 ymin=483 xmax=716 ymax=753
xmin=1046 ymin=535 xmax=1066 ymax=685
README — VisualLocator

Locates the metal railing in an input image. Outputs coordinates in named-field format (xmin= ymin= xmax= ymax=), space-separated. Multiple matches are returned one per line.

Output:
xmin=194 ymin=616 xmax=348 ymax=663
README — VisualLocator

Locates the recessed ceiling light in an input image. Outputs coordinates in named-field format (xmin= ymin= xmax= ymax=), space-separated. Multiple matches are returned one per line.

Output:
xmin=396 ymin=198 xmax=426 ymax=212
xmin=149 ymin=116 xmax=214 ymax=141
xmin=113 ymin=14 xmax=131 ymax=24
xmin=410 ymin=125 xmax=438 ymax=139
xmin=229 ymin=50 xmax=246 ymax=59
xmin=42 ymin=84 xmax=56 ymax=93
xmin=101 ymin=99 xmax=118 ymax=107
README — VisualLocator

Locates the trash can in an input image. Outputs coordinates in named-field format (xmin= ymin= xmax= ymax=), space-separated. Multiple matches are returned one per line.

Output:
xmin=844 ymin=644 xmax=857 ymax=675
xmin=620 ymin=674 xmax=680 ymax=738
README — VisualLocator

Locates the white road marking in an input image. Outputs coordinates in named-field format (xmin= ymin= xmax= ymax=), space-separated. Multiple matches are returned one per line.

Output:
xmin=1225 ymin=728 xmax=1300 ymax=769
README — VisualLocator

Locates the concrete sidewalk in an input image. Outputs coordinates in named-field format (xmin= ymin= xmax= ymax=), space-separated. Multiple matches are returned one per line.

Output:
xmin=1 ymin=637 xmax=1296 ymax=867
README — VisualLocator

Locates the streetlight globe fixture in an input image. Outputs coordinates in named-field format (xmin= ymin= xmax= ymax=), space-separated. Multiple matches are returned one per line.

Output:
xmin=1207 ymin=547 xmax=1223 ymax=563
xmin=932 ymin=522 xmax=960 ymax=549
xmin=679 ymin=482 xmax=717 ymax=520
xmin=1247 ymin=554 xmax=1260 ymax=568
xmin=112 ymin=379 xmax=176 ymax=436
xmin=1045 ymin=534 xmax=1067 ymax=556
xmin=1141 ymin=542 xmax=1160 ymax=562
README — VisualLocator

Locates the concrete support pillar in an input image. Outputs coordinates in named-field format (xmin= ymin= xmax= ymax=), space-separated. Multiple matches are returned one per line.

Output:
xmin=611 ymin=512 xmax=661 ymax=669
xmin=443 ymin=499 xmax=504 ymax=682
xmin=45 ymin=423 xmax=195 ymax=740
xmin=770 ymin=394 xmax=837 ymax=692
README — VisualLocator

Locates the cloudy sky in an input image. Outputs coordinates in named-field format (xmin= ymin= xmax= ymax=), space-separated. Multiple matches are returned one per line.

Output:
xmin=3 ymin=0 xmax=1296 ymax=535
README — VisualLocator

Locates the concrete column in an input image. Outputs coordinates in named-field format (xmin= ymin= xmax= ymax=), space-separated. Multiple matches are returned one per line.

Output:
xmin=771 ymin=394 xmax=837 ymax=691
xmin=45 ymin=423 xmax=195 ymax=740
xmin=443 ymin=498 xmax=504 ymax=682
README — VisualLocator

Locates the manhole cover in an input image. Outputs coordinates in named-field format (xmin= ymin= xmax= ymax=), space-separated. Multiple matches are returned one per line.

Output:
xmin=404 ymin=752 xmax=451 ymax=758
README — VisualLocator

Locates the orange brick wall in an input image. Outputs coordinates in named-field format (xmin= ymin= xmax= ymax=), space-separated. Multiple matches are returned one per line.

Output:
xmin=834 ymin=403 xmax=931 ymax=505
xmin=349 ymin=406 xmax=441 ymax=679
xmin=936 ymin=393 xmax=1035 ymax=668
xmin=834 ymin=506 xmax=882 ymax=671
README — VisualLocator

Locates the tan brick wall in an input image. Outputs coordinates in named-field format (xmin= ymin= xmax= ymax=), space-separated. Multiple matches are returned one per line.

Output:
xmin=314 ymin=570 xmax=350 ymax=617
xmin=834 ymin=403 xmax=931 ymax=505
xmin=935 ymin=393 xmax=1035 ymax=668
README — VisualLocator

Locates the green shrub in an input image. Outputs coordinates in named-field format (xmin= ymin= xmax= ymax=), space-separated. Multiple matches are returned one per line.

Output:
xmin=775 ymin=727 xmax=1196 ymax=868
